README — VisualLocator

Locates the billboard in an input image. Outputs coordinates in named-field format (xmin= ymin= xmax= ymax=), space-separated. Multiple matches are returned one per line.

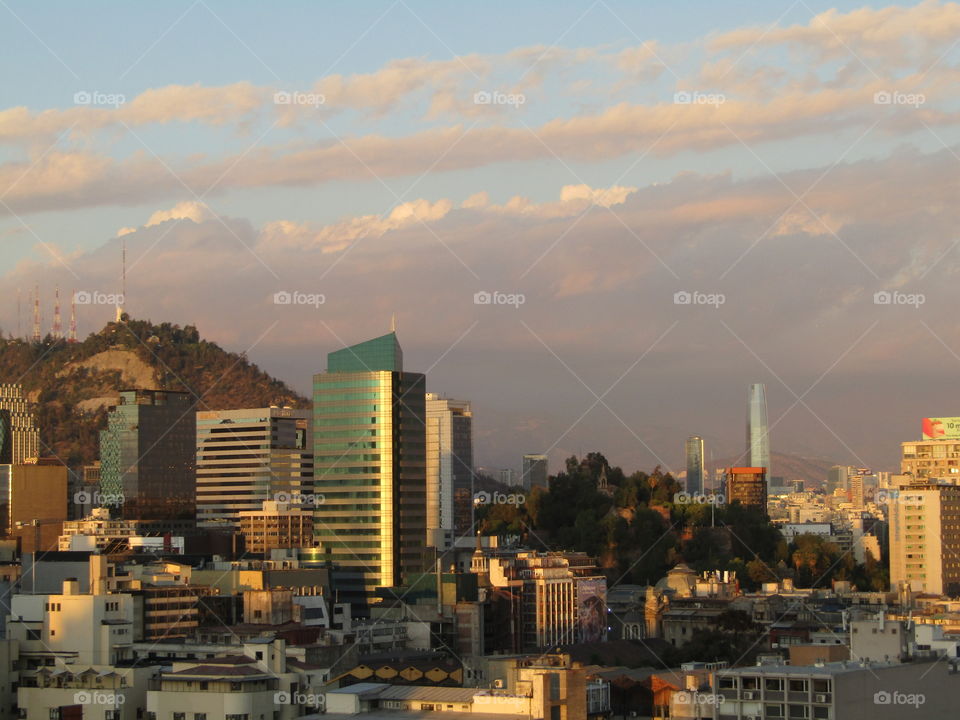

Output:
xmin=922 ymin=417 xmax=960 ymax=440
xmin=577 ymin=578 xmax=607 ymax=643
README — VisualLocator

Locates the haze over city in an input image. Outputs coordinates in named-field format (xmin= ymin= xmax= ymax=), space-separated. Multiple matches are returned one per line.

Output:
xmin=4 ymin=1 xmax=960 ymax=475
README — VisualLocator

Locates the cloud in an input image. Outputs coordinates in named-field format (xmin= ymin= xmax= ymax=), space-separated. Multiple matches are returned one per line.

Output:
xmin=114 ymin=200 xmax=214 ymax=237
xmin=5 ymin=146 xmax=960 ymax=472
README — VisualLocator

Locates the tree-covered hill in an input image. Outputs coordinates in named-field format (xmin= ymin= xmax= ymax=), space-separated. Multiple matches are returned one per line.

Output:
xmin=0 ymin=315 xmax=308 ymax=468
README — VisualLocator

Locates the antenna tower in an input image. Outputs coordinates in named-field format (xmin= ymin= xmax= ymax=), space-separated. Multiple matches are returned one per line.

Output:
xmin=52 ymin=286 xmax=62 ymax=339
xmin=69 ymin=291 xmax=77 ymax=343
xmin=32 ymin=286 xmax=41 ymax=342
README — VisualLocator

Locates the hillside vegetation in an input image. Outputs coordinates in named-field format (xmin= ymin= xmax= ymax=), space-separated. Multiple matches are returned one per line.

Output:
xmin=0 ymin=316 xmax=308 ymax=468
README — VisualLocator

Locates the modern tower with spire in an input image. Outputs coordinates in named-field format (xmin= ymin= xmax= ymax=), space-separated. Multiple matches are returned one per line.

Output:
xmin=312 ymin=326 xmax=427 ymax=609
xmin=746 ymin=383 xmax=770 ymax=473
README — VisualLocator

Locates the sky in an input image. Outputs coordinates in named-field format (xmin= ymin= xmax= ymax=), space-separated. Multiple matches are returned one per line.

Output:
xmin=2 ymin=0 xmax=960 ymax=477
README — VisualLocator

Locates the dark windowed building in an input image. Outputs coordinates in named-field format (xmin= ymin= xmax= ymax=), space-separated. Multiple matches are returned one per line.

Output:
xmin=100 ymin=390 xmax=196 ymax=521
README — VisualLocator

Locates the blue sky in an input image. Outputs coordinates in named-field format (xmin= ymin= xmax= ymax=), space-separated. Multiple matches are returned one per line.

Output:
xmin=3 ymin=1 xmax=960 ymax=474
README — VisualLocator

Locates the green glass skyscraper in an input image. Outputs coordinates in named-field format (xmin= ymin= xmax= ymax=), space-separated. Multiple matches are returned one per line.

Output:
xmin=313 ymin=332 xmax=427 ymax=606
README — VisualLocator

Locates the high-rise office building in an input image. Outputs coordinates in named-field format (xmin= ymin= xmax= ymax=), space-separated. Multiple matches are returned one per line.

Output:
xmin=196 ymin=406 xmax=313 ymax=529
xmin=889 ymin=479 xmax=960 ymax=595
xmin=746 ymin=383 xmax=770 ymax=474
xmin=99 ymin=390 xmax=196 ymax=521
xmin=499 ymin=468 xmax=516 ymax=486
xmin=725 ymin=466 xmax=768 ymax=515
xmin=685 ymin=436 xmax=704 ymax=494
xmin=425 ymin=393 xmax=474 ymax=547
xmin=313 ymin=332 xmax=427 ymax=605
xmin=522 ymin=454 xmax=548 ymax=491
xmin=0 ymin=384 xmax=40 ymax=464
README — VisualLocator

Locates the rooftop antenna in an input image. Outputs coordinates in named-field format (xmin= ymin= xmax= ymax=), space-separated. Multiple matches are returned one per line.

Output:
xmin=32 ymin=285 xmax=40 ymax=342
xmin=390 ymin=313 xmax=397 ymax=333
xmin=16 ymin=289 xmax=20 ymax=339
xmin=68 ymin=291 xmax=77 ymax=343
xmin=52 ymin=286 xmax=62 ymax=339
xmin=115 ymin=237 xmax=126 ymax=322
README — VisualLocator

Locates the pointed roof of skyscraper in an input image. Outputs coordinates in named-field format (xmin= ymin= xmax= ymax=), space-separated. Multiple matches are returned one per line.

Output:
xmin=327 ymin=332 xmax=403 ymax=373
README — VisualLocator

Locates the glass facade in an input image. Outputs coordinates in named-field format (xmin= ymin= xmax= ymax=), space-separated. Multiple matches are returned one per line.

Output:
xmin=99 ymin=390 xmax=196 ymax=521
xmin=426 ymin=394 xmax=474 ymax=545
xmin=195 ymin=407 xmax=313 ymax=529
xmin=522 ymin=454 xmax=548 ymax=491
xmin=685 ymin=436 xmax=704 ymax=494
xmin=313 ymin=332 xmax=426 ymax=606
xmin=747 ymin=383 xmax=770 ymax=473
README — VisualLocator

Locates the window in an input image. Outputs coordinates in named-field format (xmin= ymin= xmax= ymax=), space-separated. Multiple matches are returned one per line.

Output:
xmin=195 ymin=714 xmax=207 ymax=720
xmin=789 ymin=679 xmax=808 ymax=692
xmin=199 ymin=682 xmax=208 ymax=691
xmin=174 ymin=714 xmax=185 ymax=720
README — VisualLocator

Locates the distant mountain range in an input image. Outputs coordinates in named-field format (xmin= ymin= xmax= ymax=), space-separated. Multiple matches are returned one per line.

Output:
xmin=0 ymin=316 xmax=308 ymax=469
xmin=708 ymin=451 xmax=837 ymax=489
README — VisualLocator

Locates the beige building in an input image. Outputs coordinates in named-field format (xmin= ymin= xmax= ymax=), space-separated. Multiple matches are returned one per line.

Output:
xmin=901 ymin=438 xmax=960 ymax=479
xmin=715 ymin=658 xmax=956 ymax=720
xmin=475 ymin=549 xmax=607 ymax=651
xmin=58 ymin=507 xmax=138 ymax=551
xmin=889 ymin=480 xmax=960 ymax=595
xmin=425 ymin=394 xmax=473 ymax=549
xmin=146 ymin=644 xmax=310 ymax=720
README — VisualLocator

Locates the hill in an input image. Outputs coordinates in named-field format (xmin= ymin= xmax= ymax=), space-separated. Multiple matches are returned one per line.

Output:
xmin=0 ymin=316 xmax=308 ymax=468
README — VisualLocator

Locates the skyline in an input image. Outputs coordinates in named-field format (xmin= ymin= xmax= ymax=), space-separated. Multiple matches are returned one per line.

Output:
xmin=4 ymin=1 xmax=960 ymax=475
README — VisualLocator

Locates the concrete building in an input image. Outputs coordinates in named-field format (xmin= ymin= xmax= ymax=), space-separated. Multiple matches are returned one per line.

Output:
xmin=19 ymin=664 xmax=156 ymax=720
xmin=901 ymin=437 xmax=960 ymax=480
xmin=312 ymin=331 xmax=427 ymax=608
xmin=0 ymin=384 xmax=39 ymax=464
xmin=522 ymin=454 xmax=548 ymax=491
xmin=238 ymin=500 xmax=314 ymax=554
xmin=195 ymin=406 xmax=313 ymax=529
xmin=0 ymin=461 xmax=68 ymax=553
xmin=725 ymin=467 xmax=768 ymax=515
xmin=425 ymin=394 xmax=474 ymax=548
xmin=473 ymin=549 xmax=607 ymax=651
xmin=58 ymin=507 xmax=139 ymax=551
xmin=889 ymin=480 xmax=960 ymax=595
xmin=714 ymin=658 xmax=955 ymax=720
xmin=99 ymin=390 xmax=196 ymax=521
xmin=8 ymin=578 xmax=135 ymax=669
xmin=145 ymin=648 xmax=306 ymax=720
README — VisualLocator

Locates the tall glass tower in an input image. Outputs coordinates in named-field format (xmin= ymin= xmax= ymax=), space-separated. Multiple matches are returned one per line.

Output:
xmin=685 ymin=436 xmax=704 ymax=494
xmin=313 ymin=331 xmax=427 ymax=607
xmin=747 ymin=383 xmax=770 ymax=472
